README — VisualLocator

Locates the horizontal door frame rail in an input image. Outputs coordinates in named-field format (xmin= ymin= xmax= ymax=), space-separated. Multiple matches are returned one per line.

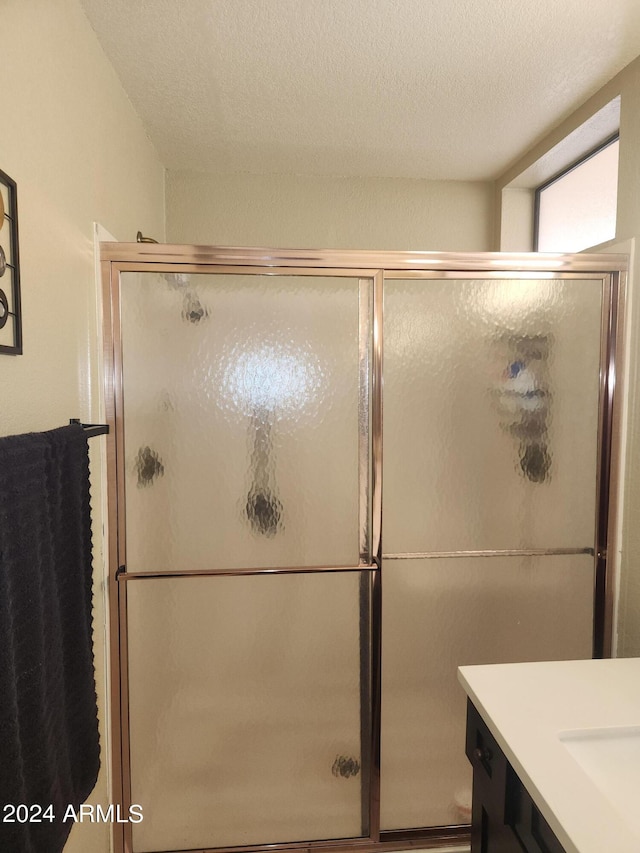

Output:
xmin=125 ymin=824 xmax=471 ymax=853
xmin=100 ymin=241 xmax=628 ymax=273
xmin=383 ymin=548 xmax=595 ymax=560
xmin=102 ymin=247 xmax=626 ymax=853
xmin=119 ymin=564 xmax=378 ymax=580
xmin=112 ymin=261 xmax=382 ymax=278
xmin=382 ymin=269 xmax=613 ymax=281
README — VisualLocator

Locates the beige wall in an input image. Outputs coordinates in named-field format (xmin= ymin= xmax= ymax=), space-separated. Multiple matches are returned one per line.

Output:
xmin=166 ymin=170 xmax=494 ymax=251
xmin=0 ymin=1 xmax=165 ymax=850
xmin=495 ymin=56 xmax=640 ymax=656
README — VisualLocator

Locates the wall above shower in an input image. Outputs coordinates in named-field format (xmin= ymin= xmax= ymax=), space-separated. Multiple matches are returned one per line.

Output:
xmin=165 ymin=170 xmax=494 ymax=252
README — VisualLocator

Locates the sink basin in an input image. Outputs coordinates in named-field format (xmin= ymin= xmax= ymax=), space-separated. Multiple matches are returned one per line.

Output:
xmin=559 ymin=726 xmax=640 ymax=833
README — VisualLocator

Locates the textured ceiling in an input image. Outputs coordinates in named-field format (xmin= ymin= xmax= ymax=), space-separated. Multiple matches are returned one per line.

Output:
xmin=80 ymin=0 xmax=640 ymax=181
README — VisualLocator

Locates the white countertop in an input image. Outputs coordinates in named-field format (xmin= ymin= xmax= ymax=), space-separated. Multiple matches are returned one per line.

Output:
xmin=458 ymin=658 xmax=640 ymax=853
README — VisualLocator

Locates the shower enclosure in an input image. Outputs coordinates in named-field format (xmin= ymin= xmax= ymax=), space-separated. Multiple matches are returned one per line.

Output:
xmin=101 ymin=245 xmax=625 ymax=853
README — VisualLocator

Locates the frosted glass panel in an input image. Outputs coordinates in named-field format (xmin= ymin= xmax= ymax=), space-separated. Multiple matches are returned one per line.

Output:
xmin=383 ymin=278 xmax=602 ymax=553
xmin=120 ymin=272 xmax=362 ymax=571
xmin=380 ymin=554 xmax=594 ymax=830
xmin=127 ymin=572 xmax=367 ymax=851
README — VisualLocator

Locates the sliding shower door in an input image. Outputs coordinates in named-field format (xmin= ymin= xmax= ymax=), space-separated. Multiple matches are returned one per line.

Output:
xmin=380 ymin=274 xmax=605 ymax=830
xmin=114 ymin=269 xmax=375 ymax=852
xmin=104 ymin=246 xmax=623 ymax=853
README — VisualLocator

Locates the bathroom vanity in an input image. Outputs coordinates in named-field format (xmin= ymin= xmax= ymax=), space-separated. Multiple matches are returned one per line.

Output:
xmin=459 ymin=658 xmax=640 ymax=853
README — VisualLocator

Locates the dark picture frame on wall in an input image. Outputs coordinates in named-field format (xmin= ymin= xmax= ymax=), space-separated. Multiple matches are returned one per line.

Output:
xmin=0 ymin=167 xmax=23 ymax=355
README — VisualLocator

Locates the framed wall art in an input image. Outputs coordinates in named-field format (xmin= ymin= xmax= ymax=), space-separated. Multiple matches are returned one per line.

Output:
xmin=0 ymin=167 xmax=22 ymax=355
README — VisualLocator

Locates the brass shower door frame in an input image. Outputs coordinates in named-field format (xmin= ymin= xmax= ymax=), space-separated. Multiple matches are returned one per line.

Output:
xmin=101 ymin=244 xmax=627 ymax=853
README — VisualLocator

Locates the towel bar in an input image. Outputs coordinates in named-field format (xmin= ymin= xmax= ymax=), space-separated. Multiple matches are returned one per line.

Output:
xmin=69 ymin=418 xmax=109 ymax=437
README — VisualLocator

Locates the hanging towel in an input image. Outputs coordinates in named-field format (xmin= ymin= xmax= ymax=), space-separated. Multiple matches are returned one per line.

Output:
xmin=0 ymin=424 xmax=100 ymax=853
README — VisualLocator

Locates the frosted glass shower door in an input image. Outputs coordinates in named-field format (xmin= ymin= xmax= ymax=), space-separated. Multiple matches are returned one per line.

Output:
xmin=383 ymin=277 xmax=603 ymax=554
xmin=126 ymin=572 xmax=368 ymax=851
xmin=117 ymin=270 xmax=373 ymax=851
xmin=380 ymin=276 xmax=604 ymax=830
xmin=119 ymin=272 xmax=368 ymax=572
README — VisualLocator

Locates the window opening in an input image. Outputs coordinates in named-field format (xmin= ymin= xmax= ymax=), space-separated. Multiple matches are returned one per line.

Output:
xmin=534 ymin=134 xmax=619 ymax=252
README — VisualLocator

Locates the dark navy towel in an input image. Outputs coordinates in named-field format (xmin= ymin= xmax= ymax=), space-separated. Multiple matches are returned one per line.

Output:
xmin=0 ymin=424 xmax=100 ymax=853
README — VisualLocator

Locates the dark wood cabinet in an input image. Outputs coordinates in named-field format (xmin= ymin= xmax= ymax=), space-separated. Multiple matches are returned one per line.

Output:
xmin=465 ymin=700 xmax=566 ymax=853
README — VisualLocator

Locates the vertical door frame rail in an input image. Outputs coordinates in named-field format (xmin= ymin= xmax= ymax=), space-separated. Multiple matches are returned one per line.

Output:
xmin=100 ymin=245 xmax=627 ymax=853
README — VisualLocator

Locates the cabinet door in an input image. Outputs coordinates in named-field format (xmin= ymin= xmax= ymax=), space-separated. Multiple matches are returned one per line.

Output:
xmin=466 ymin=701 xmax=566 ymax=853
